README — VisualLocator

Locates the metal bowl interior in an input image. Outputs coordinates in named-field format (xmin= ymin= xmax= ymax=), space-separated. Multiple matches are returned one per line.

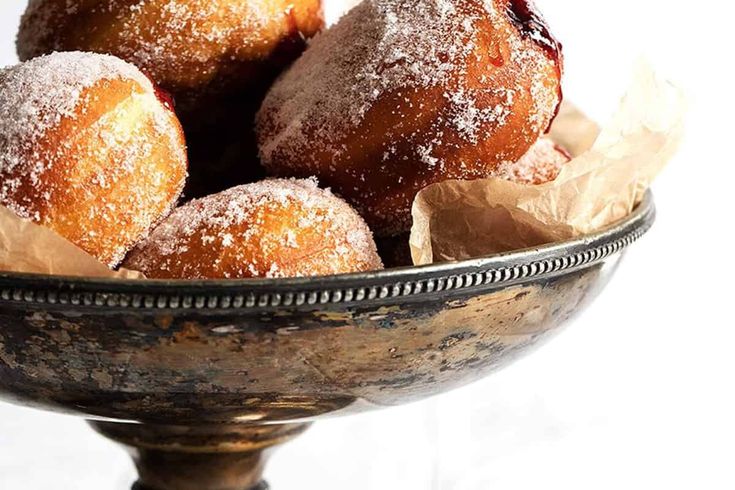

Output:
xmin=0 ymin=193 xmax=655 ymax=425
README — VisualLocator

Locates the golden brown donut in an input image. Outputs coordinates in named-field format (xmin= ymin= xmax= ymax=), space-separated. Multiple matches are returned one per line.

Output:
xmin=17 ymin=0 xmax=324 ymax=116
xmin=18 ymin=0 xmax=325 ymax=197
xmin=256 ymin=0 xmax=563 ymax=236
xmin=123 ymin=178 xmax=384 ymax=279
xmin=0 ymin=51 xmax=188 ymax=267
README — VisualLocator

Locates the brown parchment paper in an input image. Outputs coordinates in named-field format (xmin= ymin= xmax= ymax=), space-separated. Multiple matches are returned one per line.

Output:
xmin=0 ymin=206 xmax=144 ymax=279
xmin=410 ymin=62 xmax=686 ymax=265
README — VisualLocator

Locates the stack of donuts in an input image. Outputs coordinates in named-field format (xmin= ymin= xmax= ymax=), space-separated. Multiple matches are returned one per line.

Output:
xmin=0 ymin=0 xmax=568 ymax=279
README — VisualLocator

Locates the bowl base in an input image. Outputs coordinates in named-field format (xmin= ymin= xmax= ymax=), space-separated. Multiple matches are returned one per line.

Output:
xmin=133 ymin=481 xmax=268 ymax=490
xmin=91 ymin=421 xmax=307 ymax=490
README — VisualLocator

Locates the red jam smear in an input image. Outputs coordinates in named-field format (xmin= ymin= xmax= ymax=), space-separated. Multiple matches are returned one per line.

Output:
xmin=505 ymin=0 xmax=564 ymax=132
xmin=505 ymin=0 xmax=563 ymax=63
xmin=139 ymin=70 xmax=176 ymax=111
xmin=153 ymin=85 xmax=176 ymax=111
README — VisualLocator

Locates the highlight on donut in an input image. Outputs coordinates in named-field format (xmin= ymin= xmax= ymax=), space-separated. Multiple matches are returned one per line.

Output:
xmin=256 ymin=0 xmax=563 ymax=237
xmin=16 ymin=0 xmax=325 ymax=117
xmin=0 ymin=51 xmax=188 ymax=268
xmin=123 ymin=178 xmax=384 ymax=279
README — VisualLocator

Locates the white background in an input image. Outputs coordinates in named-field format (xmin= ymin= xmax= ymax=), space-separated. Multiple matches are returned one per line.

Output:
xmin=0 ymin=1 xmax=733 ymax=489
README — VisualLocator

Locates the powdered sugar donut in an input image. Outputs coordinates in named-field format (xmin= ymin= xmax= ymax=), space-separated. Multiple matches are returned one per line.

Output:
xmin=18 ymin=0 xmax=325 ymax=198
xmin=17 ymin=0 xmax=324 ymax=118
xmin=123 ymin=179 xmax=384 ymax=279
xmin=0 ymin=52 xmax=187 ymax=267
xmin=257 ymin=0 xmax=563 ymax=236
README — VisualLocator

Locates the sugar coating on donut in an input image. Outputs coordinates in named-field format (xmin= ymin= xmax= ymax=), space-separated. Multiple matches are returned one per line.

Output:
xmin=494 ymin=137 xmax=570 ymax=185
xmin=21 ymin=0 xmax=275 ymax=62
xmin=0 ymin=51 xmax=187 ymax=266
xmin=18 ymin=0 xmax=324 ymax=99
xmin=0 ymin=52 xmax=152 ymax=173
xmin=0 ymin=51 xmax=184 ymax=221
xmin=258 ymin=0 xmax=560 ymax=167
xmin=89 ymin=1 xmax=276 ymax=81
xmin=124 ymin=178 xmax=384 ymax=279
xmin=257 ymin=0 xmax=562 ymax=236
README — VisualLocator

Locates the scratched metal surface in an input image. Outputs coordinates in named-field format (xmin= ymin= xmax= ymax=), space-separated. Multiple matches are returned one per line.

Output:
xmin=0 ymin=194 xmax=653 ymax=425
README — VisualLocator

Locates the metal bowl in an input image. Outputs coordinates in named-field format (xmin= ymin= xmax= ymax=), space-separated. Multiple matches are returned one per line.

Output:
xmin=0 ymin=193 xmax=655 ymax=490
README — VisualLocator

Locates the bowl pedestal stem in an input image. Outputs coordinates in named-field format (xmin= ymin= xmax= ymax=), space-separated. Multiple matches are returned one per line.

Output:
xmin=90 ymin=421 xmax=310 ymax=490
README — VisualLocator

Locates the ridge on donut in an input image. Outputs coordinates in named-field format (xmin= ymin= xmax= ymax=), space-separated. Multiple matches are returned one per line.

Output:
xmin=256 ymin=0 xmax=564 ymax=236
xmin=0 ymin=51 xmax=188 ymax=267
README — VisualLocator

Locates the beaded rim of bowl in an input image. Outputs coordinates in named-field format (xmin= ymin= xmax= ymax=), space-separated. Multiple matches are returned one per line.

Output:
xmin=0 ymin=193 xmax=655 ymax=311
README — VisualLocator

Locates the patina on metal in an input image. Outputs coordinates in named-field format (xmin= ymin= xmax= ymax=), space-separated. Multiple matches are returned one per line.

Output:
xmin=0 ymin=193 xmax=655 ymax=490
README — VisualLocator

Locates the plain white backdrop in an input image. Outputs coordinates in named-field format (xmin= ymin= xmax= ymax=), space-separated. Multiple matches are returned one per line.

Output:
xmin=0 ymin=1 xmax=733 ymax=489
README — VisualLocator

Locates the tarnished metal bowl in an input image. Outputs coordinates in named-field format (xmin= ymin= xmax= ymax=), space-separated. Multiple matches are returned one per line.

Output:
xmin=0 ymin=193 xmax=655 ymax=490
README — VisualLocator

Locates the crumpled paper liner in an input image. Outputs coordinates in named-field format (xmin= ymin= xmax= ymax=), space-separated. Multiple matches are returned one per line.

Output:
xmin=410 ymin=62 xmax=686 ymax=265
xmin=0 ymin=206 xmax=144 ymax=279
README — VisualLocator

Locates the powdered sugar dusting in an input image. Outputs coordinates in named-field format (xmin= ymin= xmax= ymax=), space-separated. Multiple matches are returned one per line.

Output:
xmin=494 ymin=137 xmax=570 ymax=184
xmin=18 ymin=0 xmax=324 ymax=108
xmin=19 ymin=1 xmax=271 ymax=67
xmin=0 ymin=51 xmax=187 ymax=266
xmin=256 ymin=0 xmax=563 ymax=235
xmin=0 ymin=52 xmax=151 ymax=169
xmin=105 ymin=1 xmax=271 ymax=90
xmin=258 ymin=0 xmax=558 ymax=163
xmin=125 ymin=178 xmax=384 ymax=279
xmin=259 ymin=0 xmax=476 ymax=162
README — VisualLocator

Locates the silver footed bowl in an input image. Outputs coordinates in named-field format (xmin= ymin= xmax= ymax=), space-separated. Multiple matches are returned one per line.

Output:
xmin=0 ymin=192 xmax=655 ymax=490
